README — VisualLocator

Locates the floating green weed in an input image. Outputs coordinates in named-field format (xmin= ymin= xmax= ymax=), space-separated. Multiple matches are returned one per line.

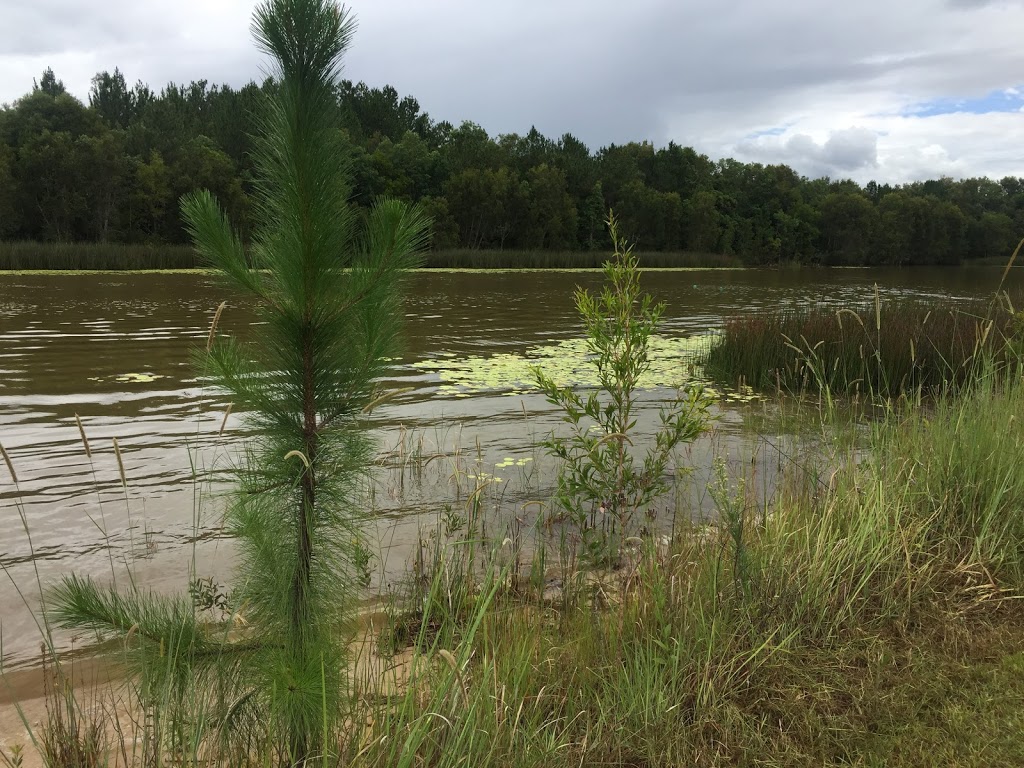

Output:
xmin=411 ymin=333 xmax=762 ymax=403
xmin=114 ymin=373 xmax=162 ymax=384
xmin=87 ymin=372 xmax=165 ymax=384
xmin=495 ymin=457 xmax=532 ymax=469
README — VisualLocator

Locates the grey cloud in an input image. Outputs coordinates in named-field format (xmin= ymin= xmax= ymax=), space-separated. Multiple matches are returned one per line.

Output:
xmin=341 ymin=0 xmax=1022 ymax=153
xmin=736 ymin=128 xmax=878 ymax=179
xmin=1 ymin=0 xmax=181 ymax=57
xmin=823 ymin=129 xmax=880 ymax=171
xmin=336 ymin=2 xmax=836 ymax=151
xmin=947 ymin=0 xmax=1022 ymax=8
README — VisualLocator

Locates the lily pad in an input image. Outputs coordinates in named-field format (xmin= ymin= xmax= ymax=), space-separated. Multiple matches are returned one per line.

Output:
xmin=113 ymin=372 xmax=163 ymax=384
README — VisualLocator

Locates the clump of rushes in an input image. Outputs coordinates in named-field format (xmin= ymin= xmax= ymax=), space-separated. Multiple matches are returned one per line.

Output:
xmin=534 ymin=213 xmax=710 ymax=566
xmin=47 ymin=0 xmax=429 ymax=763
xmin=702 ymin=294 xmax=1019 ymax=398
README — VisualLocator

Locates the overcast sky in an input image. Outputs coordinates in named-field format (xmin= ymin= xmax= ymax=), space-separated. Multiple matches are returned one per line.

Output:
xmin=3 ymin=0 xmax=1024 ymax=184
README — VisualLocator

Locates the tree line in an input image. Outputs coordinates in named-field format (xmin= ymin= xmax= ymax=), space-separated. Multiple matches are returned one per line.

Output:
xmin=1 ymin=66 xmax=1021 ymax=265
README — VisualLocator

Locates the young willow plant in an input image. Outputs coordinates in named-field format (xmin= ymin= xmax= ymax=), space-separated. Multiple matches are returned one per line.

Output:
xmin=534 ymin=214 xmax=710 ymax=565
xmin=48 ymin=0 xmax=429 ymax=762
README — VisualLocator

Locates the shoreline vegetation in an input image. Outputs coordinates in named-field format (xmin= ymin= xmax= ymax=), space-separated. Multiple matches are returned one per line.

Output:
xmin=702 ymin=294 xmax=1022 ymax=397
xmin=3 ymin=240 xmax=1024 ymax=273
xmin=701 ymin=238 xmax=1024 ymax=400
xmin=0 ymin=241 xmax=750 ymax=271
xmin=4 ymin=269 xmax=1024 ymax=764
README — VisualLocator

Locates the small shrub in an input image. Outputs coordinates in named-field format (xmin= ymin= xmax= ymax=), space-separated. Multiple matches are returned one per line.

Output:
xmin=534 ymin=213 xmax=711 ymax=566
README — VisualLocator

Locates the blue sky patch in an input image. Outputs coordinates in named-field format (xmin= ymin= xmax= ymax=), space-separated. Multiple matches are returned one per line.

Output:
xmin=902 ymin=87 xmax=1024 ymax=117
xmin=743 ymin=124 xmax=792 ymax=141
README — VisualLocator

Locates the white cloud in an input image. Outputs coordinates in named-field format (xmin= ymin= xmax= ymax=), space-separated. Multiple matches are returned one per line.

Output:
xmin=727 ymin=107 xmax=1024 ymax=184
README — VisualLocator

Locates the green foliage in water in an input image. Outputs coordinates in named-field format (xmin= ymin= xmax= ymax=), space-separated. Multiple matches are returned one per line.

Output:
xmin=409 ymin=330 xmax=765 ymax=404
xmin=533 ymin=215 xmax=711 ymax=565
xmin=46 ymin=0 xmax=428 ymax=761
xmin=411 ymin=334 xmax=713 ymax=397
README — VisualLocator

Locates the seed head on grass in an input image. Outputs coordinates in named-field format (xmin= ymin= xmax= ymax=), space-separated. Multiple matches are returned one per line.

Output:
xmin=74 ymin=414 xmax=91 ymax=459
xmin=111 ymin=438 xmax=127 ymax=489
xmin=0 ymin=443 xmax=18 ymax=485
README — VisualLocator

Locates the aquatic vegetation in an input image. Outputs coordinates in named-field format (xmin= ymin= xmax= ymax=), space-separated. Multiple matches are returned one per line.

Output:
xmin=464 ymin=471 xmax=503 ymax=483
xmin=7 ymin=285 xmax=1024 ymax=766
xmin=495 ymin=456 xmax=532 ymax=469
xmin=350 ymin=363 xmax=1024 ymax=768
xmin=101 ymin=372 xmax=164 ymax=384
xmin=411 ymin=332 xmax=763 ymax=404
xmin=420 ymin=248 xmax=743 ymax=269
xmin=702 ymin=293 xmax=1020 ymax=397
xmin=411 ymin=334 xmax=707 ymax=394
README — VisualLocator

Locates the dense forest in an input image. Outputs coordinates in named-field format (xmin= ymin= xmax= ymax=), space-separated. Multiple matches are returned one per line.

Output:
xmin=1 ymin=67 xmax=1021 ymax=265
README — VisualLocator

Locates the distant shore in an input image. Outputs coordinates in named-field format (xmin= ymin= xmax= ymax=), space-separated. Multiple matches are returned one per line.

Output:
xmin=1 ymin=241 xmax=1018 ymax=272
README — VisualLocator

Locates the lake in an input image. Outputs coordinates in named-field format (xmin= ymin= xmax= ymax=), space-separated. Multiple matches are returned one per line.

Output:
xmin=0 ymin=266 xmax=1017 ymax=668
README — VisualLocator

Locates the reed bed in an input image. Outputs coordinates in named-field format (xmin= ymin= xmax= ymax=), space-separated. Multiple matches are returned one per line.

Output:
xmin=0 ymin=242 xmax=743 ymax=272
xmin=701 ymin=294 xmax=1020 ymax=397
xmin=421 ymin=248 xmax=742 ymax=269
xmin=0 ymin=242 xmax=200 ymax=271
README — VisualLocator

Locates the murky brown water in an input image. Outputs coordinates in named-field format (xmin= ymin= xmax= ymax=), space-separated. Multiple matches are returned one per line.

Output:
xmin=0 ymin=266 xmax=1018 ymax=669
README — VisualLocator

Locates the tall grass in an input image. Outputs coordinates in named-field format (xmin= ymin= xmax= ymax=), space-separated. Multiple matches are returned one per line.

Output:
xmin=0 ymin=242 xmax=199 ymax=271
xmin=873 ymin=367 xmax=1024 ymax=579
xmin=702 ymin=294 xmax=1020 ymax=397
xmin=422 ymin=248 xmax=741 ymax=269
xmin=7 ymin=245 xmax=1024 ymax=764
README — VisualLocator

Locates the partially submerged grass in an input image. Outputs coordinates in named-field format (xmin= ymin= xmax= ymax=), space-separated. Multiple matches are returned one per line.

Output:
xmin=702 ymin=293 xmax=1021 ymax=397
xmin=345 ymin=361 xmax=1024 ymax=767
xmin=7 ymin=299 xmax=1024 ymax=765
